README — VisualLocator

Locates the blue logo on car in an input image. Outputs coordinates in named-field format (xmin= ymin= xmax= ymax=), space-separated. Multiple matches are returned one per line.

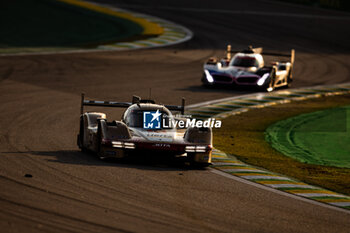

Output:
xmin=143 ymin=110 xmax=161 ymax=129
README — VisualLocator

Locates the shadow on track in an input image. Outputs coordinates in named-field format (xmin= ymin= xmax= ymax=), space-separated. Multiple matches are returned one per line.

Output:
xmin=176 ymin=84 xmax=271 ymax=94
xmin=6 ymin=150 xmax=208 ymax=171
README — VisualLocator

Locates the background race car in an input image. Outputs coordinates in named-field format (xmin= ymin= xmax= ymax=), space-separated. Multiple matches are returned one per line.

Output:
xmin=202 ymin=45 xmax=295 ymax=91
xmin=77 ymin=94 xmax=212 ymax=167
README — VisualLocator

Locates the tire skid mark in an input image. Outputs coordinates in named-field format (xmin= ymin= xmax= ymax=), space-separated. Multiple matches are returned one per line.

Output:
xmin=1 ymin=105 xmax=208 ymax=233
xmin=0 ymin=174 xmax=183 ymax=230
xmin=0 ymin=207 xmax=77 ymax=233
xmin=0 ymin=196 xmax=133 ymax=233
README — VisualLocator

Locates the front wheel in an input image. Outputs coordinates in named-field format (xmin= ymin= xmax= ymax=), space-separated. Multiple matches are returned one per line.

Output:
xmin=187 ymin=152 xmax=211 ymax=168
xmin=267 ymin=77 xmax=275 ymax=92
xmin=78 ymin=117 xmax=87 ymax=152
xmin=201 ymin=73 xmax=213 ymax=88
xmin=191 ymin=162 xmax=210 ymax=168
xmin=258 ymin=76 xmax=275 ymax=92
xmin=287 ymin=69 xmax=293 ymax=88
xmin=96 ymin=122 xmax=103 ymax=159
xmin=77 ymin=135 xmax=87 ymax=152
xmin=265 ymin=69 xmax=276 ymax=92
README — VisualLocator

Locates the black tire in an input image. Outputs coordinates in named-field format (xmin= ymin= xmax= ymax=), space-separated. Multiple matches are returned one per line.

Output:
xmin=201 ymin=73 xmax=212 ymax=87
xmin=78 ymin=117 xmax=87 ymax=152
xmin=259 ymin=75 xmax=275 ymax=92
xmin=191 ymin=162 xmax=210 ymax=168
xmin=266 ymin=69 xmax=276 ymax=92
xmin=267 ymin=77 xmax=275 ymax=92
xmin=96 ymin=121 xmax=102 ymax=159
xmin=287 ymin=68 xmax=293 ymax=88
xmin=187 ymin=153 xmax=210 ymax=168
xmin=77 ymin=135 xmax=86 ymax=152
xmin=257 ymin=67 xmax=275 ymax=92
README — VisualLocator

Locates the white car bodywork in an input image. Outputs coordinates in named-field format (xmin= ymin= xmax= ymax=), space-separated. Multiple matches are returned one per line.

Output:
xmin=77 ymin=95 xmax=213 ymax=166
xmin=202 ymin=46 xmax=295 ymax=91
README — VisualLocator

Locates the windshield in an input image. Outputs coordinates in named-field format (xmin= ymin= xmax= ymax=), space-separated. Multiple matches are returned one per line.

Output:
xmin=232 ymin=57 xmax=258 ymax=67
xmin=125 ymin=110 xmax=172 ymax=129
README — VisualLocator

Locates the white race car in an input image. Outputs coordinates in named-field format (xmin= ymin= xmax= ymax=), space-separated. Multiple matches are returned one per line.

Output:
xmin=77 ymin=94 xmax=212 ymax=167
xmin=202 ymin=45 xmax=295 ymax=91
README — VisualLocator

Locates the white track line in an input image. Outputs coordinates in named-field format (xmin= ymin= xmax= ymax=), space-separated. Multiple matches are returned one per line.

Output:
xmin=210 ymin=168 xmax=350 ymax=214
xmin=190 ymin=84 xmax=350 ymax=213
xmin=186 ymin=83 xmax=350 ymax=109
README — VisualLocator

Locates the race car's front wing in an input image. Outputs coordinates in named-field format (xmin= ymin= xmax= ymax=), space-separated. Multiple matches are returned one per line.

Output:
xmin=204 ymin=71 xmax=263 ymax=86
xmin=99 ymin=139 xmax=212 ymax=164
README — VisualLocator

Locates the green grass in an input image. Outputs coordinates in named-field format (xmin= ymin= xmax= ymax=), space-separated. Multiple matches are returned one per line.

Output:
xmin=266 ymin=105 xmax=350 ymax=168
xmin=0 ymin=0 xmax=143 ymax=52
xmin=213 ymin=94 xmax=350 ymax=195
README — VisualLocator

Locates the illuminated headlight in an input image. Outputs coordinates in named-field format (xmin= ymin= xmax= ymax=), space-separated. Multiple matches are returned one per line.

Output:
xmin=124 ymin=142 xmax=136 ymax=149
xmin=195 ymin=146 xmax=207 ymax=152
xmin=257 ymin=73 xmax=270 ymax=86
xmin=112 ymin=141 xmax=136 ymax=149
xmin=185 ymin=145 xmax=210 ymax=153
xmin=185 ymin=146 xmax=196 ymax=152
xmin=204 ymin=70 xmax=214 ymax=83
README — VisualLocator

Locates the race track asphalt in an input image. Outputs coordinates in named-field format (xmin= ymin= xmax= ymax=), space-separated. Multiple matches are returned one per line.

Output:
xmin=1 ymin=0 xmax=350 ymax=232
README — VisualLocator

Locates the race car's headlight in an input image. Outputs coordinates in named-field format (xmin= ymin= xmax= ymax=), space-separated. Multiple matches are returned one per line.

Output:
xmin=257 ymin=73 xmax=270 ymax=86
xmin=204 ymin=70 xmax=214 ymax=83
xmin=112 ymin=141 xmax=136 ymax=149
xmin=124 ymin=142 xmax=136 ymax=149
xmin=185 ymin=145 xmax=210 ymax=153
xmin=195 ymin=146 xmax=207 ymax=152
xmin=185 ymin=146 xmax=195 ymax=152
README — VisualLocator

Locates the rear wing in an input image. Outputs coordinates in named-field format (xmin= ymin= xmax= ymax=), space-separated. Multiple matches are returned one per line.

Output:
xmin=226 ymin=45 xmax=295 ymax=65
xmin=226 ymin=45 xmax=263 ymax=59
xmin=263 ymin=49 xmax=295 ymax=66
xmin=80 ymin=93 xmax=185 ymax=115
xmin=163 ymin=98 xmax=186 ymax=114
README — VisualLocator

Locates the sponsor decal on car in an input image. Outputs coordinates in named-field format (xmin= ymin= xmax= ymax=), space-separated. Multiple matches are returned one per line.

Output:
xmin=143 ymin=110 xmax=162 ymax=129
xmin=143 ymin=111 xmax=222 ymax=129
xmin=154 ymin=143 xmax=171 ymax=148
xmin=163 ymin=117 xmax=222 ymax=128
